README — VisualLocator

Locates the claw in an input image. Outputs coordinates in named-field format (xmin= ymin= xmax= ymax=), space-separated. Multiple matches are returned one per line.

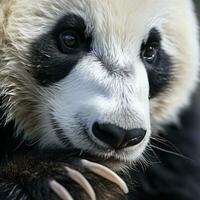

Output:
xmin=81 ymin=159 xmax=129 ymax=194
xmin=50 ymin=180 xmax=74 ymax=200
xmin=65 ymin=166 xmax=96 ymax=200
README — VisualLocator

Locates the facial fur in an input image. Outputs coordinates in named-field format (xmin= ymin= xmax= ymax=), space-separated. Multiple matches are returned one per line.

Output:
xmin=0 ymin=0 xmax=199 ymax=168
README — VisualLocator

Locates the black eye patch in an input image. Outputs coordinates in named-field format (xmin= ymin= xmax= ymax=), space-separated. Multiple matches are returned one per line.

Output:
xmin=141 ymin=28 xmax=172 ymax=98
xmin=30 ymin=14 xmax=92 ymax=86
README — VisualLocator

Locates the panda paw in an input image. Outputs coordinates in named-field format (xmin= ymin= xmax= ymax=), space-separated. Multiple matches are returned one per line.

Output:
xmin=0 ymin=156 xmax=128 ymax=200
xmin=49 ymin=159 xmax=129 ymax=200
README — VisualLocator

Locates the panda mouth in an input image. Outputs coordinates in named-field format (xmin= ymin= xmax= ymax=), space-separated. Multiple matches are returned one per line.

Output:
xmin=57 ymin=135 xmax=133 ymax=166
xmin=51 ymin=116 xmax=141 ymax=164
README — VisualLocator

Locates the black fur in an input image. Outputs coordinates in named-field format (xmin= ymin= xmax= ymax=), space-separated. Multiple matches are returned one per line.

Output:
xmin=0 ymin=154 xmax=125 ymax=200
xmin=141 ymin=28 xmax=172 ymax=98
xmin=31 ymin=14 xmax=92 ymax=86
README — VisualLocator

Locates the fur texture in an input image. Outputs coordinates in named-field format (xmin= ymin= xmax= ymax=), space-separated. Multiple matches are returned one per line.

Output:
xmin=0 ymin=0 xmax=199 ymax=200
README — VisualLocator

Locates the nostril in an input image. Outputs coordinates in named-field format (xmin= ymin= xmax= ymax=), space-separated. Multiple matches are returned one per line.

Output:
xmin=92 ymin=122 xmax=147 ymax=149
xmin=92 ymin=122 xmax=125 ymax=148
xmin=122 ymin=128 xmax=147 ymax=148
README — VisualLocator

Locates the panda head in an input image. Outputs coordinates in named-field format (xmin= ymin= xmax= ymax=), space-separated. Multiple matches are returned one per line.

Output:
xmin=0 ymin=0 xmax=199 ymax=168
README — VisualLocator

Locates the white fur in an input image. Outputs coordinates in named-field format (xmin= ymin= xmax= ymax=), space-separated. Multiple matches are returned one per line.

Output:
xmin=39 ymin=54 xmax=150 ymax=162
xmin=0 ymin=0 xmax=199 ymax=166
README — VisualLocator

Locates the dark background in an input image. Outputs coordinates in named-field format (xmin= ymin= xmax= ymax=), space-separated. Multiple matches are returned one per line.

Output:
xmin=195 ymin=0 xmax=200 ymax=17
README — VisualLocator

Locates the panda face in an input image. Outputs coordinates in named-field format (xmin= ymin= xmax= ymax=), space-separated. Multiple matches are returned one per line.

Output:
xmin=0 ymin=0 xmax=199 ymax=166
xmin=32 ymin=5 xmax=153 ymax=162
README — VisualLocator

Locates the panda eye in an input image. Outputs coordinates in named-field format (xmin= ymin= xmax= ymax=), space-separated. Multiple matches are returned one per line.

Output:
xmin=58 ymin=30 xmax=82 ymax=54
xmin=141 ymin=43 xmax=159 ymax=64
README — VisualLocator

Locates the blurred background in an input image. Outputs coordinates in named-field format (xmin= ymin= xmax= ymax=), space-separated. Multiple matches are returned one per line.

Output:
xmin=195 ymin=0 xmax=200 ymax=18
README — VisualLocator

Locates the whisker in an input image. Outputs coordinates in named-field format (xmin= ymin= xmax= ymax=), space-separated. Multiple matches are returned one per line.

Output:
xmin=151 ymin=135 xmax=181 ymax=153
xmin=149 ymin=144 xmax=192 ymax=161
xmin=146 ymin=145 xmax=160 ymax=162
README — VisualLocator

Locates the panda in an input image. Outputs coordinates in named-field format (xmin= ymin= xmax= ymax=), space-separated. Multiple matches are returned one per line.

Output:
xmin=0 ymin=0 xmax=199 ymax=200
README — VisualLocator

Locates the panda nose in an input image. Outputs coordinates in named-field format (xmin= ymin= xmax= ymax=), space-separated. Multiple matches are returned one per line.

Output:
xmin=92 ymin=122 xmax=146 ymax=149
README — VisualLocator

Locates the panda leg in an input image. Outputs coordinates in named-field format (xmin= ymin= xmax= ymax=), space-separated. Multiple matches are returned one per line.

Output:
xmin=49 ymin=159 xmax=128 ymax=200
